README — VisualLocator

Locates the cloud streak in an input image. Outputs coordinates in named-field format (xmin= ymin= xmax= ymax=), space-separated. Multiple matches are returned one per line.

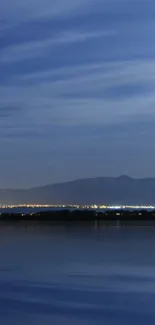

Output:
xmin=0 ymin=29 xmax=115 ymax=63
xmin=0 ymin=0 xmax=155 ymax=187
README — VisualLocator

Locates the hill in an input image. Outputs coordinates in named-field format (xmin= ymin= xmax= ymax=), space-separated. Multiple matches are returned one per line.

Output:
xmin=0 ymin=176 xmax=155 ymax=205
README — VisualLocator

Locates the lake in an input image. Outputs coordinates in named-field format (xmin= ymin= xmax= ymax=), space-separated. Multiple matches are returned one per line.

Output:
xmin=0 ymin=224 xmax=155 ymax=324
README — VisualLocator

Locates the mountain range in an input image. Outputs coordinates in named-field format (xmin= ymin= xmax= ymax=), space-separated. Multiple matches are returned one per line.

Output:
xmin=1 ymin=175 xmax=155 ymax=206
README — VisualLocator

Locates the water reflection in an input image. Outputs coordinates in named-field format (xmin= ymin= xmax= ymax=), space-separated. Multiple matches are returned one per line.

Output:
xmin=0 ymin=225 xmax=155 ymax=324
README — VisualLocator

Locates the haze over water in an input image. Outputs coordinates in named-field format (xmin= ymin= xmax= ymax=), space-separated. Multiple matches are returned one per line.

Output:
xmin=0 ymin=224 xmax=155 ymax=325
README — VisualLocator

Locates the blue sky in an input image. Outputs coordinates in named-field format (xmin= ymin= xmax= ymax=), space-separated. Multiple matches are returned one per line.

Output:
xmin=0 ymin=0 xmax=155 ymax=188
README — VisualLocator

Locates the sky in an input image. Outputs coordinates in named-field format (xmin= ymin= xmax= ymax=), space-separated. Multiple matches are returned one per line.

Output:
xmin=0 ymin=0 xmax=155 ymax=188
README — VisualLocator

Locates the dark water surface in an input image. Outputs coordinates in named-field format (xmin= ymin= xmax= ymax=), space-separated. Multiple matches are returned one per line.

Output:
xmin=0 ymin=224 xmax=155 ymax=324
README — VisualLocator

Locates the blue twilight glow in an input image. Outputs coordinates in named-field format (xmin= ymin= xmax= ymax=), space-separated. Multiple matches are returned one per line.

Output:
xmin=0 ymin=0 xmax=155 ymax=188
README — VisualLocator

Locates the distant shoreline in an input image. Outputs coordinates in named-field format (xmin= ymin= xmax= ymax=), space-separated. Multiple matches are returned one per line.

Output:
xmin=1 ymin=209 xmax=155 ymax=225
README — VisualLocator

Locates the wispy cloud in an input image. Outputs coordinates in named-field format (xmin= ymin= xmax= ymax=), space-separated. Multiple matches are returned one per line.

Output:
xmin=1 ymin=59 xmax=154 ymax=125
xmin=0 ymin=29 xmax=115 ymax=63
xmin=1 ymin=0 xmax=90 ymax=22
xmin=0 ymin=0 xmax=155 ymax=186
xmin=0 ymin=106 xmax=21 ymax=118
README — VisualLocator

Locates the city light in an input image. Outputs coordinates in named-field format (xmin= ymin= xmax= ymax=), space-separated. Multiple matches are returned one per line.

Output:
xmin=0 ymin=204 xmax=155 ymax=210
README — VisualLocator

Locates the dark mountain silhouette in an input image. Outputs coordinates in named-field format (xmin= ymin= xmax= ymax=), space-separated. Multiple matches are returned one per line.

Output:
xmin=0 ymin=175 xmax=155 ymax=205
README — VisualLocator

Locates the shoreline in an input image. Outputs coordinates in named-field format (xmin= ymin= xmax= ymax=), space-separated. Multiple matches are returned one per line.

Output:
xmin=1 ymin=209 xmax=155 ymax=225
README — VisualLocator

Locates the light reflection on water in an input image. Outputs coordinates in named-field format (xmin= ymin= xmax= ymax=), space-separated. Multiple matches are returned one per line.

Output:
xmin=0 ymin=225 xmax=155 ymax=324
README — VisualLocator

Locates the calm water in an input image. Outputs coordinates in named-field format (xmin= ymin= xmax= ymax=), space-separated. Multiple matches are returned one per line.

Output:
xmin=0 ymin=224 xmax=155 ymax=324
xmin=0 ymin=208 xmax=68 ymax=214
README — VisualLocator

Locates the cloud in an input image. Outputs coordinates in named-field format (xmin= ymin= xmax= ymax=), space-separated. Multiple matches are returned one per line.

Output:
xmin=0 ymin=29 xmax=115 ymax=63
xmin=0 ymin=0 xmax=155 ymax=186
xmin=0 ymin=59 xmax=154 ymax=128
xmin=1 ymin=0 xmax=93 ymax=30
xmin=0 ymin=106 xmax=21 ymax=118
